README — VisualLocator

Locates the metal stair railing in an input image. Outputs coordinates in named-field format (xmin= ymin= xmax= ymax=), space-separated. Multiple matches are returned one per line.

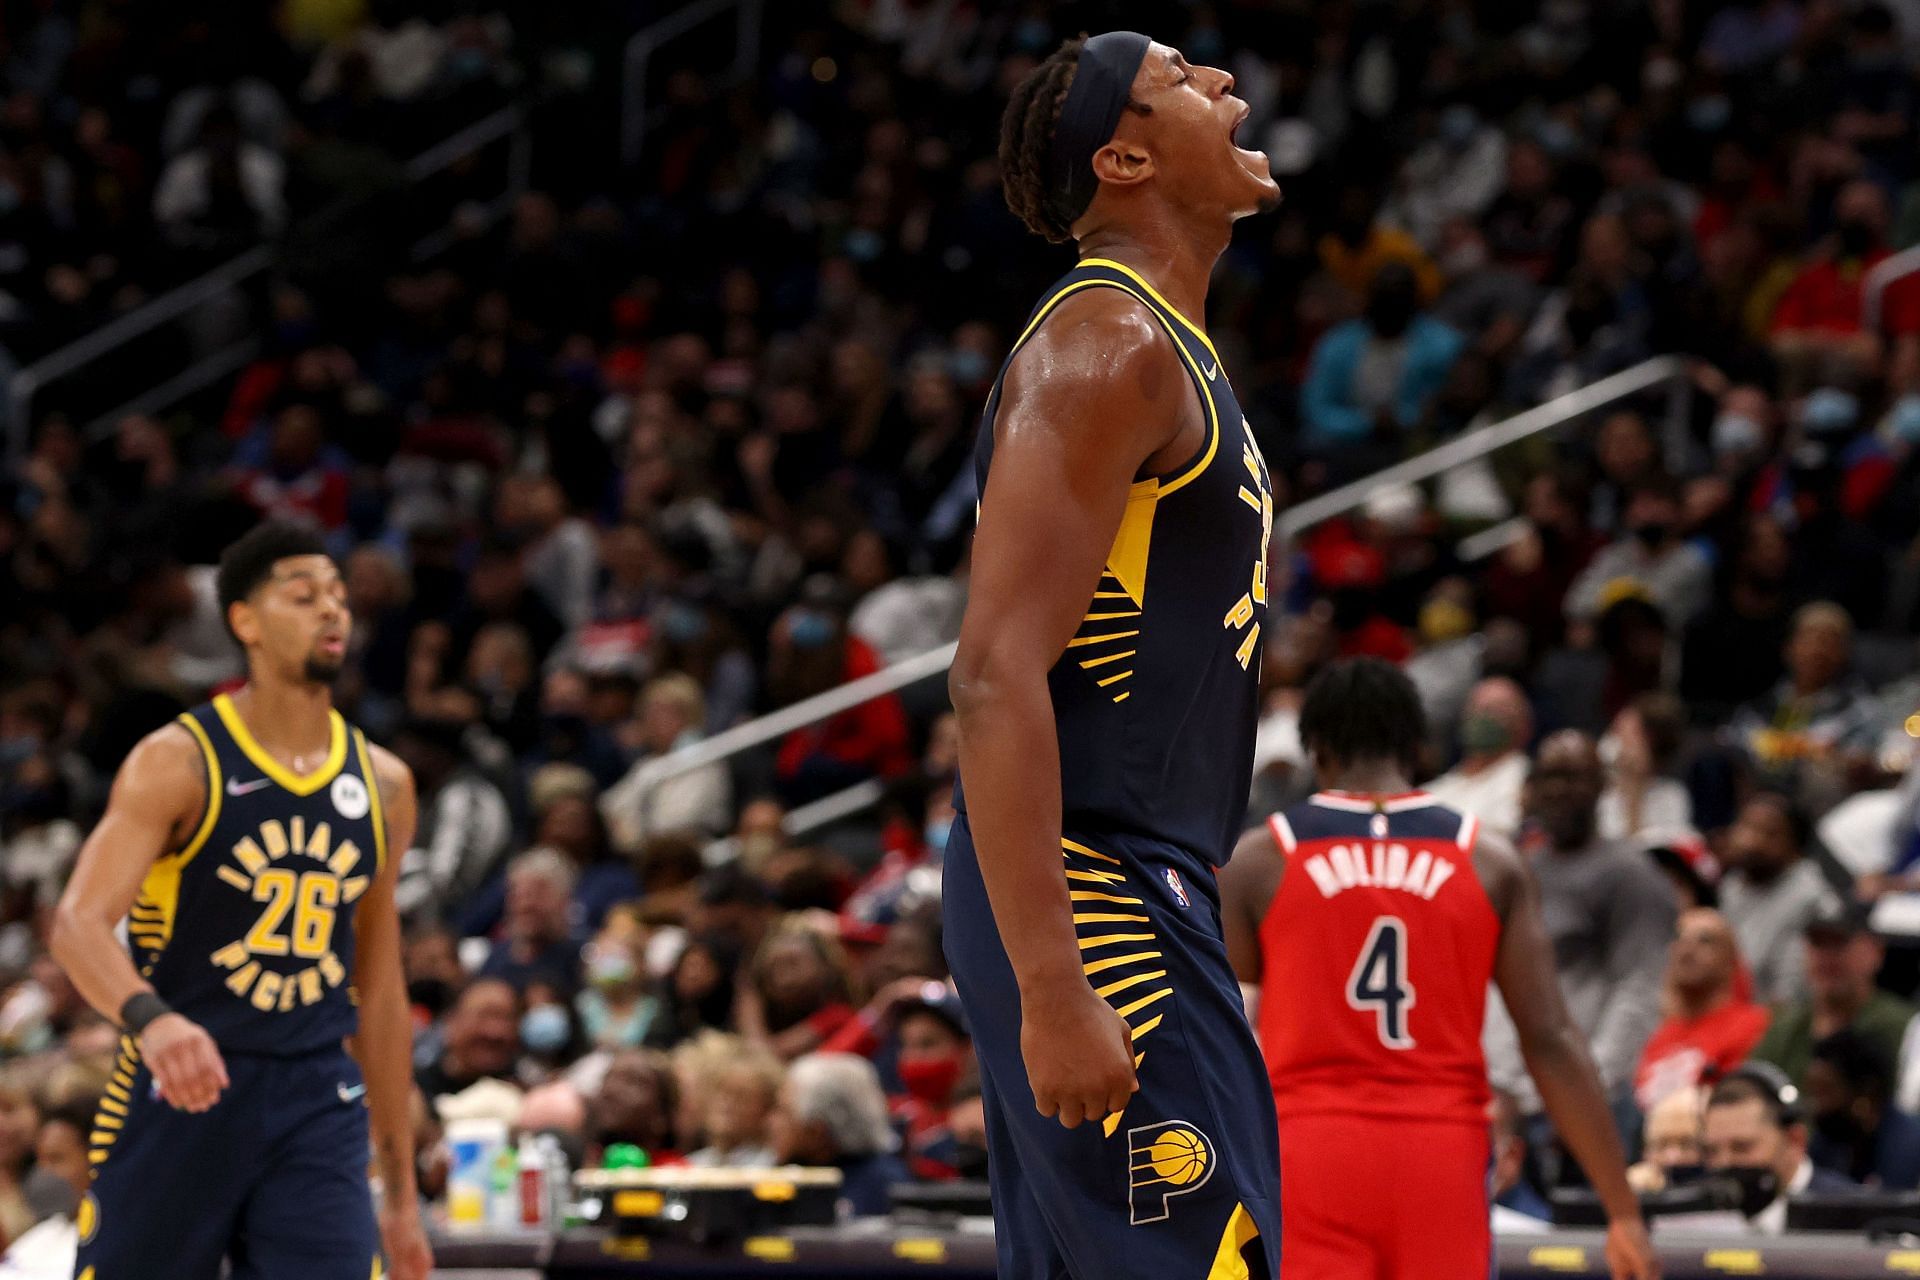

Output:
xmin=638 ymin=357 xmax=1694 ymax=835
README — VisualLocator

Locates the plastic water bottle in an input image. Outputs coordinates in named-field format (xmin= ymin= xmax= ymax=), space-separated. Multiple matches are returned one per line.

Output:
xmin=537 ymin=1133 xmax=571 ymax=1227
xmin=487 ymin=1141 xmax=520 ymax=1228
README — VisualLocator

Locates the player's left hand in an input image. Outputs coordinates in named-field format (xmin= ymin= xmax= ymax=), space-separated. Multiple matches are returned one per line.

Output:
xmin=1604 ymin=1215 xmax=1659 ymax=1280
xmin=379 ymin=1204 xmax=433 ymax=1280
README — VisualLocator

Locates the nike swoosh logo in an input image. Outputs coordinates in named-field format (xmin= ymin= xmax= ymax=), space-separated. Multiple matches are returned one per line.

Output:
xmin=226 ymin=777 xmax=273 ymax=797
xmin=338 ymin=1083 xmax=366 ymax=1103
xmin=1202 ymin=360 xmax=1219 ymax=381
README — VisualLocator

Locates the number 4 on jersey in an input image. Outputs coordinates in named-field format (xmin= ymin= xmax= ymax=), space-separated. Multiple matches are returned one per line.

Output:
xmin=1347 ymin=916 xmax=1415 ymax=1049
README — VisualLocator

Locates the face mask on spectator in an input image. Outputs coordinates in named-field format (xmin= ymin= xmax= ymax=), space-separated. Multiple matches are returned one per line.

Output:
xmin=1459 ymin=713 xmax=1512 ymax=756
xmin=898 ymin=1052 xmax=965 ymax=1104
xmin=1631 ymin=521 xmax=1670 ymax=549
xmin=1713 ymin=413 xmax=1764 ymax=458
xmin=662 ymin=603 xmax=709 ymax=644
xmin=924 ymin=815 xmax=952 ymax=855
xmin=1722 ymin=1164 xmax=1782 ymax=1218
xmin=588 ymin=949 xmax=637 ymax=990
xmin=787 ymin=610 xmax=835 ymax=649
xmin=521 ymin=1004 xmax=570 ymax=1054
xmin=1802 ymin=388 xmax=1860 ymax=436
xmin=1836 ymin=219 xmax=1878 ymax=259
xmin=1686 ymin=96 xmax=1731 ymax=133
xmin=408 ymin=978 xmax=453 ymax=1017
xmin=948 ymin=349 xmax=990 ymax=387
xmin=1883 ymin=394 xmax=1920 ymax=447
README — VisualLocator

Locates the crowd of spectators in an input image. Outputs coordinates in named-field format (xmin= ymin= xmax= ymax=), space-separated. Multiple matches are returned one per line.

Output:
xmin=12 ymin=0 xmax=1920 ymax=1245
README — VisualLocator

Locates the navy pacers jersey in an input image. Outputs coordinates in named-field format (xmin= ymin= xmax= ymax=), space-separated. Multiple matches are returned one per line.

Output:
xmin=135 ymin=693 xmax=386 ymax=1056
xmin=961 ymin=257 xmax=1274 ymax=864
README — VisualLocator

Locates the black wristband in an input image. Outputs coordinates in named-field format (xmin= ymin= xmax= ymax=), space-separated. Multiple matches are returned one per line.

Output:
xmin=119 ymin=991 xmax=172 ymax=1037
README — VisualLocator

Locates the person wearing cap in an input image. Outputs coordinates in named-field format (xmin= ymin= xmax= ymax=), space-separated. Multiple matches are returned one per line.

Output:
xmin=1752 ymin=899 xmax=1916 ymax=1087
xmin=947 ymin=28 xmax=1285 ymax=1278
xmin=889 ymin=984 xmax=975 ymax=1181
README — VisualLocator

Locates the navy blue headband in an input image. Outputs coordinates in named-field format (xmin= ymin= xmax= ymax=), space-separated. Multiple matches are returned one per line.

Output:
xmin=1048 ymin=31 xmax=1152 ymax=230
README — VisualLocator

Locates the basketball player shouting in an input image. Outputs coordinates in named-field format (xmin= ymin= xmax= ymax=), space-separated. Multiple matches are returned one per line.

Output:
xmin=946 ymin=31 xmax=1283 ymax=1280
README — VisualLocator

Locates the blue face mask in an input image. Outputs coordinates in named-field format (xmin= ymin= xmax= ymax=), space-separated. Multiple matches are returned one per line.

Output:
xmin=948 ymin=349 xmax=990 ymax=386
xmin=844 ymin=228 xmax=884 ymax=263
xmin=787 ymin=610 xmax=835 ymax=649
xmin=1887 ymin=394 xmax=1920 ymax=446
xmin=1803 ymin=387 xmax=1860 ymax=437
xmin=1713 ymin=413 xmax=1764 ymax=457
xmin=924 ymin=815 xmax=952 ymax=854
xmin=521 ymin=1004 xmax=570 ymax=1054
xmin=1687 ymin=96 xmax=1732 ymax=132
xmin=662 ymin=603 xmax=709 ymax=644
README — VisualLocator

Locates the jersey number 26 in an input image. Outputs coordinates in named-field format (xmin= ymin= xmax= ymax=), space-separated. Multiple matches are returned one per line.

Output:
xmin=1346 ymin=916 xmax=1415 ymax=1050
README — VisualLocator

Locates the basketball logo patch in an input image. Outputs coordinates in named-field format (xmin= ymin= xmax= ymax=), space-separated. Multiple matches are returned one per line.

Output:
xmin=1127 ymin=1121 xmax=1215 ymax=1224
xmin=1163 ymin=867 xmax=1190 ymax=910
xmin=331 ymin=772 xmax=370 ymax=821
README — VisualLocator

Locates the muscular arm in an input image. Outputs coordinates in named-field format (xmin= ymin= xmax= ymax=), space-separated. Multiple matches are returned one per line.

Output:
xmin=948 ymin=288 xmax=1197 ymax=1125
xmin=50 ymin=725 xmax=229 ymax=1111
xmin=1481 ymin=833 xmax=1640 ymax=1224
xmin=353 ymin=745 xmax=431 ymax=1278
xmin=1220 ymin=824 xmax=1286 ymax=1019
xmin=51 ymin=726 xmax=202 ymax=1021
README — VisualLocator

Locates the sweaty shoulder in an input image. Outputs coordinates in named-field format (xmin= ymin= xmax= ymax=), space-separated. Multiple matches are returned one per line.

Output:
xmin=1469 ymin=826 xmax=1527 ymax=927
xmin=999 ymin=286 xmax=1189 ymax=463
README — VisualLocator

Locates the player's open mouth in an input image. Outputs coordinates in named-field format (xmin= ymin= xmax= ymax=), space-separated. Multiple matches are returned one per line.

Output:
xmin=318 ymin=636 xmax=345 ymax=656
xmin=1229 ymin=102 xmax=1269 ymax=171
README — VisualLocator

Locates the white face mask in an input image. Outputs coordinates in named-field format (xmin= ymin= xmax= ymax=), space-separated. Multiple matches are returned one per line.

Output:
xmin=1713 ymin=413 xmax=1764 ymax=458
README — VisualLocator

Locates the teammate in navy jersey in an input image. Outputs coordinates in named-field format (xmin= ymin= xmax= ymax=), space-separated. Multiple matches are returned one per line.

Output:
xmin=1218 ymin=659 xmax=1657 ymax=1280
xmin=51 ymin=522 xmax=431 ymax=1280
xmin=946 ymin=30 xmax=1283 ymax=1279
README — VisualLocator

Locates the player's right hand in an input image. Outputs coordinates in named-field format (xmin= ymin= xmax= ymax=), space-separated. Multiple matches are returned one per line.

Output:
xmin=1604 ymin=1215 xmax=1660 ymax=1280
xmin=1019 ymin=979 xmax=1138 ymax=1129
xmin=139 ymin=1013 xmax=230 ymax=1113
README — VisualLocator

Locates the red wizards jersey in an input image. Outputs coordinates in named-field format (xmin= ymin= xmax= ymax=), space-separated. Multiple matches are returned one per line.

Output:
xmin=1258 ymin=791 xmax=1500 ymax=1125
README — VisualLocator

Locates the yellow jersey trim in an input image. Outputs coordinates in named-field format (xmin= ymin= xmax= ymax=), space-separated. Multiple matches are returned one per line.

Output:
xmin=1208 ymin=1202 xmax=1262 ymax=1279
xmin=1078 ymin=257 xmax=1222 ymax=362
xmin=212 ymin=693 xmax=348 ymax=796
xmin=173 ymin=714 xmax=224 ymax=868
xmin=354 ymin=729 xmax=388 ymax=873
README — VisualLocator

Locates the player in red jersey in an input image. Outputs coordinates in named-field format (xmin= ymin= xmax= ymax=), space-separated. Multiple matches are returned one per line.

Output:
xmin=1219 ymin=658 xmax=1658 ymax=1280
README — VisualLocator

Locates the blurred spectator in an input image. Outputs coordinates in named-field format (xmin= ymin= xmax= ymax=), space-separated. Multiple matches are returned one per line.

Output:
xmin=589 ymin=1048 xmax=679 ymax=1164
xmin=576 ymin=927 xmax=655 ymax=1052
xmin=766 ymin=595 xmax=912 ymax=806
xmin=890 ymin=986 xmax=973 ymax=1181
xmin=600 ymin=674 xmax=732 ymax=854
xmin=1627 ymin=1085 xmax=1705 ymax=1194
xmin=646 ymin=934 xmax=743 ymax=1051
xmin=1803 ymin=1028 xmax=1920 ymax=1190
xmin=1703 ymin=1069 xmax=1857 ymax=1236
xmin=1565 ymin=483 xmax=1712 ymax=629
xmin=1754 ymin=902 xmax=1916 ymax=1087
xmin=1770 ymin=181 xmax=1893 ymax=393
xmin=1635 ymin=909 xmax=1770 ymax=1110
xmin=391 ymin=717 xmax=512 ymax=920
xmin=1489 ymin=1088 xmax=1551 ymax=1232
xmin=769 ymin=1054 xmax=909 ymax=1217
xmin=32 ymin=1101 xmax=91 ymax=1208
xmin=1727 ymin=603 xmax=1879 ymax=806
xmin=476 ymin=849 xmax=585 ymax=991
xmin=1424 ymin=677 xmax=1534 ymax=838
xmin=416 ymin=978 xmax=520 ymax=1101
xmin=1487 ymin=733 xmax=1674 ymax=1107
xmin=151 ymin=103 xmax=285 ymax=259
xmin=685 ymin=1049 xmax=782 ymax=1169
xmin=1719 ymin=794 xmax=1839 ymax=1006
xmin=1299 ymin=263 xmax=1464 ymax=459
xmin=1389 ymin=109 xmax=1508 ymax=249
xmin=1599 ymin=693 xmax=1694 ymax=841
xmin=1318 ymin=184 xmax=1442 ymax=303
xmin=742 ymin=916 xmax=858 ymax=1062
xmin=0 ymin=1084 xmax=35 ymax=1244
xmin=1681 ymin=516 xmax=1795 ymax=723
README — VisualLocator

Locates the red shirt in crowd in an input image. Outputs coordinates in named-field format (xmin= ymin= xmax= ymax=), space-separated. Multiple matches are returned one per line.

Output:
xmin=1634 ymin=999 xmax=1771 ymax=1111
